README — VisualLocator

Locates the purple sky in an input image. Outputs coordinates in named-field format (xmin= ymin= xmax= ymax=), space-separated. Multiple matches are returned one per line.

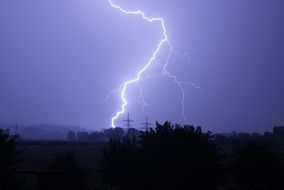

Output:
xmin=0 ymin=0 xmax=283 ymax=132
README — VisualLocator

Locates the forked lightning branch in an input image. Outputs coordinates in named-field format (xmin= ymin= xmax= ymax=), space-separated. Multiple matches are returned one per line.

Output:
xmin=108 ymin=0 xmax=194 ymax=128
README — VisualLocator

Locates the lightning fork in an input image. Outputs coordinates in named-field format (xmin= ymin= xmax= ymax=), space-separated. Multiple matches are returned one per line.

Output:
xmin=108 ymin=0 xmax=197 ymax=128
xmin=108 ymin=0 xmax=171 ymax=128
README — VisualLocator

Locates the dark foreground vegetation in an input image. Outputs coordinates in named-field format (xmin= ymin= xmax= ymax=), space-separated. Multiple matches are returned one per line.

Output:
xmin=1 ymin=123 xmax=284 ymax=190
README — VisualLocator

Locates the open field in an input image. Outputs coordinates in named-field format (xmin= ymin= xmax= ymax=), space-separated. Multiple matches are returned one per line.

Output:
xmin=17 ymin=141 xmax=107 ymax=188
xmin=15 ymin=141 xmax=284 ymax=189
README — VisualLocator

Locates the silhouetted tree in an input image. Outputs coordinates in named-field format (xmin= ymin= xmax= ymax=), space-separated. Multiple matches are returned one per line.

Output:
xmin=104 ymin=127 xmax=125 ymax=142
xmin=39 ymin=151 xmax=88 ymax=190
xmin=0 ymin=129 xmax=22 ymax=190
xmin=102 ymin=121 xmax=224 ymax=190
xmin=214 ymin=131 xmax=279 ymax=146
xmin=230 ymin=143 xmax=284 ymax=190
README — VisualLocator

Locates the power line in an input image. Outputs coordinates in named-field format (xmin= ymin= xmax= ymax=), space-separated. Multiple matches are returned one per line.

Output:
xmin=122 ymin=113 xmax=133 ymax=130
xmin=141 ymin=116 xmax=152 ymax=131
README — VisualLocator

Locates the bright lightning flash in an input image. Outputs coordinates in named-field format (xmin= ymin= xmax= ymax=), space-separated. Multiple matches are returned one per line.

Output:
xmin=108 ymin=0 xmax=197 ymax=128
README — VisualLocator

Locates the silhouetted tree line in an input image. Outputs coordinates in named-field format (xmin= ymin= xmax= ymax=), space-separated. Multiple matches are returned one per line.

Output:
xmin=67 ymin=127 xmax=141 ymax=142
xmin=1 ymin=124 xmax=284 ymax=190
xmin=101 ymin=122 xmax=284 ymax=190
xmin=215 ymin=126 xmax=284 ymax=145
xmin=69 ymin=125 xmax=284 ymax=146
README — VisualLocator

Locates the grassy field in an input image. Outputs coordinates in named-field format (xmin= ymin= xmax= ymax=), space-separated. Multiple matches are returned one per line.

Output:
xmin=17 ymin=141 xmax=107 ymax=188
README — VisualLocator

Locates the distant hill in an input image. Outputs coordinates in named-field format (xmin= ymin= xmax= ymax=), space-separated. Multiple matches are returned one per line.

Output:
xmin=0 ymin=124 xmax=86 ymax=140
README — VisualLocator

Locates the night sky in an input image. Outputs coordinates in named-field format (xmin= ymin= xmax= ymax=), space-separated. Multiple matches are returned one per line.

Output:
xmin=0 ymin=0 xmax=283 ymax=132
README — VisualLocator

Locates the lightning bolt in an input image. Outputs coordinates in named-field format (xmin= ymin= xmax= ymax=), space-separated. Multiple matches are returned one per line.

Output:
xmin=108 ymin=0 xmax=199 ymax=128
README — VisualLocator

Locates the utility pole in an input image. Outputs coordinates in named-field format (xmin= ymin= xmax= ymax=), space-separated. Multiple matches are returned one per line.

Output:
xmin=141 ymin=116 xmax=152 ymax=131
xmin=122 ymin=113 xmax=133 ymax=131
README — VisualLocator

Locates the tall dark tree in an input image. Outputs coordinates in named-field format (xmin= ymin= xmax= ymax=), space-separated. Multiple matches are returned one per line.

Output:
xmin=0 ymin=129 xmax=22 ymax=190
xmin=102 ymin=121 xmax=224 ymax=190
